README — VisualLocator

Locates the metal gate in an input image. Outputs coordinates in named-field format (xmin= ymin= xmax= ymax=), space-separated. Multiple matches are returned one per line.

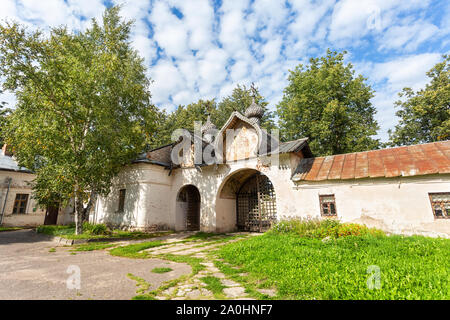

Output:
xmin=236 ymin=174 xmax=277 ymax=232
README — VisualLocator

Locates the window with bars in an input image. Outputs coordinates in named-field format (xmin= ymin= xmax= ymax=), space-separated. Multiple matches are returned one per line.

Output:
xmin=429 ymin=193 xmax=450 ymax=219
xmin=13 ymin=194 xmax=29 ymax=214
xmin=118 ymin=189 xmax=126 ymax=212
xmin=319 ymin=194 xmax=337 ymax=217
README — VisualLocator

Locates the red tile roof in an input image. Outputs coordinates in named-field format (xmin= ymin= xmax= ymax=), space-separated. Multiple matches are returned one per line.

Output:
xmin=292 ymin=140 xmax=450 ymax=181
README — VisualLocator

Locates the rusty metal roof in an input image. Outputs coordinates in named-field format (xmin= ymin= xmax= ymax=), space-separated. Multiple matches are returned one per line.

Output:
xmin=292 ymin=140 xmax=450 ymax=182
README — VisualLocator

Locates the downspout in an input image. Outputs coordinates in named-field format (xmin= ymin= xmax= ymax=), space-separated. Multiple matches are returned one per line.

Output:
xmin=0 ymin=177 xmax=12 ymax=225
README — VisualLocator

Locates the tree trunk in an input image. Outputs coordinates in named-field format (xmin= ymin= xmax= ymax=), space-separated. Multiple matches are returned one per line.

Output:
xmin=81 ymin=192 xmax=97 ymax=223
xmin=74 ymin=195 xmax=83 ymax=235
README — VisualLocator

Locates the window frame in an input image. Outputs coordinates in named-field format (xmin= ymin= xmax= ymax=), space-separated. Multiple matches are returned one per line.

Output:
xmin=118 ymin=189 xmax=126 ymax=213
xmin=428 ymin=192 xmax=450 ymax=219
xmin=319 ymin=194 xmax=337 ymax=217
xmin=12 ymin=194 xmax=29 ymax=214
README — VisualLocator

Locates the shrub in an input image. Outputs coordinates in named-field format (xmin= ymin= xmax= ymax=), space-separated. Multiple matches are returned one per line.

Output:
xmin=271 ymin=218 xmax=384 ymax=239
xmin=82 ymin=222 xmax=108 ymax=235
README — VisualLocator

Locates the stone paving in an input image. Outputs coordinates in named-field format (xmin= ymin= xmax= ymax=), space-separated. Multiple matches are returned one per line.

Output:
xmin=140 ymin=234 xmax=268 ymax=300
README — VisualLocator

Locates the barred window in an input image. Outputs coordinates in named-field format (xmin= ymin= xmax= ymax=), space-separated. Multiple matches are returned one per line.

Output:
xmin=118 ymin=189 xmax=126 ymax=212
xmin=13 ymin=194 xmax=29 ymax=214
xmin=429 ymin=193 xmax=450 ymax=219
xmin=319 ymin=195 xmax=337 ymax=217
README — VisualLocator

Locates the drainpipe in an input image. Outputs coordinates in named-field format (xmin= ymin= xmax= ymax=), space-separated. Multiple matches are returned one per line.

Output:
xmin=0 ymin=177 xmax=12 ymax=225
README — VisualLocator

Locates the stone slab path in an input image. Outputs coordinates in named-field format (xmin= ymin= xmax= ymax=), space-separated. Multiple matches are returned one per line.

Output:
xmin=142 ymin=234 xmax=264 ymax=300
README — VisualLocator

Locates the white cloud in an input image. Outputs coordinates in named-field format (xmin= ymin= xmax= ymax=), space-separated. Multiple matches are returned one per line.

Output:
xmin=149 ymin=1 xmax=189 ymax=59
xmin=379 ymin=20 xmax=439 ymax=52
xmin=0 ymin=0 xmax=448 ymax=144
xmin=372 ymin=53 xmax=441 ymax=91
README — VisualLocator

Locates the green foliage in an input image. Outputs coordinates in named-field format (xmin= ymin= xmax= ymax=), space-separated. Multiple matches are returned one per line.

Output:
xmin=0 ymin=6 xmax=158 ymax=234
xmin=200 ymin=276 xmax=226 ymax=296
xmin=218 ymin=233 xmax=450 ymax=299
xmin=389 ymin=55 xmax=450 ymax=146
xmin=82 ymin=222 xmax=107 ymax=235
xmin=0 ymin=104 xmax=11 ymax=148
xmin=151 ymin=267 xmax=173 ymax=273
xmin=0 ymin=227 xmax=23 ymax=232
xmin=276 ymin=49 xmax=380 ymax=156
xmin=213 ymin=84 xmax=275 ymax=131
xmin=109 ymin=241 xmax=165 ymax=258
xmin=72 ymin=242 xmax=115 ymax=252
xmin=271 ymin=218 xmax=385 ymax=239
xmin=151 ymin=84 xmax=276 ymax=147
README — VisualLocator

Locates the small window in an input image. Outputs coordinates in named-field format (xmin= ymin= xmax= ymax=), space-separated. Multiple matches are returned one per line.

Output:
xmin=429 ymin=193 xmax=450 ymax=219
xmin=319 ymin=195 xmax=337 ymax=217
xmin=13 ymin=194 xmax=29 ymax=214
xmin=118 ymin=189 xmax=126 ymax=212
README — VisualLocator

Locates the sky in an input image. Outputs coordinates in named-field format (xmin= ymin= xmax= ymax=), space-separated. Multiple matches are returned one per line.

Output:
xmin=0 ymin=0 xmax=449 ymax=141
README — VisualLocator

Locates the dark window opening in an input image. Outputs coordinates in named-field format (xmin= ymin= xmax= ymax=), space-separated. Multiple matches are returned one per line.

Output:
xmin=13 ymin=194 xmax=29 ymax=214
xmin=118 ymin=189 xmax=126 ymax=212
xmin=429 ymin=193 xmax=450 ymax=219
xmin=319 ymin=195 xmax=337 ymax=217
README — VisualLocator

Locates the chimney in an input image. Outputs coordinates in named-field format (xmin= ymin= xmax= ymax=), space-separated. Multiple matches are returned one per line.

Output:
xmin=2 ymin=144 xmax=12 ymax=157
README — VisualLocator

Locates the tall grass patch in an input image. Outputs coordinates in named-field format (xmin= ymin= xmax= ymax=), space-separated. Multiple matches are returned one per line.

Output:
xmin=218 ymin=220 xmax=449 ymax=300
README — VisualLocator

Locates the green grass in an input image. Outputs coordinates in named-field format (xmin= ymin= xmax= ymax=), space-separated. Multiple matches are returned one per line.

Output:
xmin=72 ymin=242 xmax=116 ymax=251
xmin=217 ymin=232 xmax=450 ymax=300
xmin=127 ymin=273 xmax=151 ymax=294
xmin=0 ymin=227 xmax=23 ymax=232
xmin=200 ymin=276 xmax=226 ymax=297
xmin=109 ymin=241 xmax=166 ymax=258
xmin=36 ymin=224 xmax=172 ymax=240
xmin=151 ymin=267 xmax=173 ymax=274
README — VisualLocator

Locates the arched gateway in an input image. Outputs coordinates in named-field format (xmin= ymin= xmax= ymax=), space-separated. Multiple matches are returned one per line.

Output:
xmin=218 ymin=169 xmax=277 ymax=232
xmin=176 ymin=185 xmax=200 ymax=231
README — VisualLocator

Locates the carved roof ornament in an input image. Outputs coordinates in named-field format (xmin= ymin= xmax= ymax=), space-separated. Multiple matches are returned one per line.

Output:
xmin=244 ymin=83 xmax=264 ymax=126
xmin=201 ymin=114 xmax=216 ymax=143
xmin=201 ymin=115 xmax=216 ymax=133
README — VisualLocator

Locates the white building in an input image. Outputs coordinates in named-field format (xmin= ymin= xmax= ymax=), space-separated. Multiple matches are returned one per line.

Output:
xmin=93 ymin=101 xmax=450 ymax=238
xmin=0 ymin=145 xmax=73 ymax=227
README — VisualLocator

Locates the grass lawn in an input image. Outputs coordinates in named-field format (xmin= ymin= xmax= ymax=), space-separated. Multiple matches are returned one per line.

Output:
xmin=217 ymin=232 xmax=450 ymax=300
xmin=36 ymin=224 xmax=172 ymax=240
xmin=0 ymin=227 xmax=24 ymax=232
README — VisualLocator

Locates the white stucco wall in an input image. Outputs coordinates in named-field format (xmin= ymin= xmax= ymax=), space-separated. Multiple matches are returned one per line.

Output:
xmin=94 ymin=163 xmax=173 ymax=230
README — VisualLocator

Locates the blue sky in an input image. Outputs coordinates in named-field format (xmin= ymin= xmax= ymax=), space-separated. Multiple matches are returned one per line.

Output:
xmin=0 ymin=0 xmax=449 ymax=141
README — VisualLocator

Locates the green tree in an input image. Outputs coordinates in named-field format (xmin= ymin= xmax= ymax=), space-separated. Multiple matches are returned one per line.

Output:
xmin=213 ymin=84 xmax=275 ymax=130
xmin=150 ymin=99 xmax=216 ymax=147
xmin=277 ymin=49 xmax=379 ymax=156
xmin=151 ymin=84 xmax=276 ymax=148
xmin=388 ymin=55 xmax=450 ymax=146
xmin=0 ymin=90 xmax=11 ymax=148
xmin=0 ymin=6 xmax=157 ymax=234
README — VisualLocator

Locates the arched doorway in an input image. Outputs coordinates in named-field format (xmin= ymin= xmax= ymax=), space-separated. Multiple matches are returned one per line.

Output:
xmin=176 ymin=185 xmax=201 ymax=231
xmin=217 ymin=169 xmax=277 ymax=232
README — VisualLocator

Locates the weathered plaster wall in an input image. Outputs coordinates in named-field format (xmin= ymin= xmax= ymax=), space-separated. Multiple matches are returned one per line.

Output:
xmin=94 ymin=163 xmax=173 ymax=230
xmin=224 ymin=122 xmax=259 ymax=162
xmin=0 ymin=171 xmax=45 ymax=227
xmin=0 ymin=171 xmax=74 ymax=227
xmin=291 ymin=175 xmax=450 ymax=237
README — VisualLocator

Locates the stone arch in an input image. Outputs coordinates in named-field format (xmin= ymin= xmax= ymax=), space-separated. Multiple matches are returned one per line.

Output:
xmin=175 ymin=184 xmax=201 ymax=231
xmin=215 ymin=168 xmax=277 ymax=233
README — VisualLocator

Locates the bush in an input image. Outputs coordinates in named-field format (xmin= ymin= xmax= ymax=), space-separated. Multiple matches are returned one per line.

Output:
xmin=82 ymin=222 xmax=108 ymax=235
xmin=271 ymin=218 xmax=384 ymax=239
